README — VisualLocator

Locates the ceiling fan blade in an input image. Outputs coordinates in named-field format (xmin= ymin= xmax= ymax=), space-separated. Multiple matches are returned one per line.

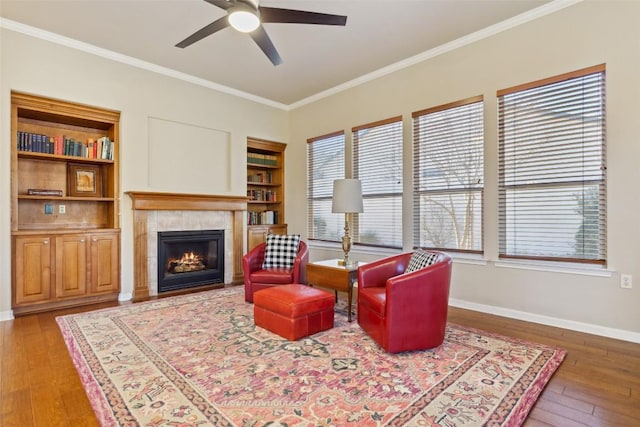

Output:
xmin=259 ymin=7 xmax=347 ymax=26
xmin=176 ymin=16 xmax=229 ymax=48
xmin=249 ymin=26 xmax=283 ymax=66
xmin=204 ymin=0 xmax=233 ymax=10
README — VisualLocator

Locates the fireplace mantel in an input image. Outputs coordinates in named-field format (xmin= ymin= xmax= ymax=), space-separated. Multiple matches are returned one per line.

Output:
xmin=127 ymin=191 xmax=248 ymax=300
xmin=128 ymin=191 xmax=247 ymax=212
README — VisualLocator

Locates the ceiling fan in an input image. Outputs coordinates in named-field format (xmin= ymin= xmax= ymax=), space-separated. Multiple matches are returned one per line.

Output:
xmin=176 ymin=0 xmax=347 ymax=66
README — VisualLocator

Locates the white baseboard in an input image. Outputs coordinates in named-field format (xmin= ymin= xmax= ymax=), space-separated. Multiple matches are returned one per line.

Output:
xmin=449 ymin=298 xmax=640 ymax=344
xmin=118 ymin=292 xmax=133 ymax=302
xmin=0 ymin=310 xmax=15 ymax=322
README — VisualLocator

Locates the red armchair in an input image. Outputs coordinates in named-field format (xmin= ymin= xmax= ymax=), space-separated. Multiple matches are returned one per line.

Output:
xmin=357 ymin=251 xmax=452 ymax=353
xmin=242 ymin=241 xmax=309 ymax=303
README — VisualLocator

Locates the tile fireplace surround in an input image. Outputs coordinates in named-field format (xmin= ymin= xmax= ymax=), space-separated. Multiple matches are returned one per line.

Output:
xmin=126 ymin=192 xmax=247 ymax=301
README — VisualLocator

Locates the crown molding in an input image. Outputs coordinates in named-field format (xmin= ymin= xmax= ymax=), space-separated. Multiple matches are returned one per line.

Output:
xmin=0 ymin=17 xmax=288 ymax=111
xmin=288 ymin=0 xmax=582 ymax=110
xmin=1 ymin=0 xmax=581 ymax=111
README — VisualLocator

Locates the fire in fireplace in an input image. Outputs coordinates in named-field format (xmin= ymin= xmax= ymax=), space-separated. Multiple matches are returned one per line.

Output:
xmin=168 ymin=251 xmax=206 ymax=273
xmin=157 ymin=230 xmax=224 ymax=293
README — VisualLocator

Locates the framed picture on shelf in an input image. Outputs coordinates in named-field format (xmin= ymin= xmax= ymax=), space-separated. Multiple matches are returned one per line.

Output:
xmin=67 ymin=163 xmax=102 ymax=197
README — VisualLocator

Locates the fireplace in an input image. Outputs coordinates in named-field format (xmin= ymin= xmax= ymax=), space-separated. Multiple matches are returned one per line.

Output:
xmin=157 ymin=230 xmax=224 ymax=293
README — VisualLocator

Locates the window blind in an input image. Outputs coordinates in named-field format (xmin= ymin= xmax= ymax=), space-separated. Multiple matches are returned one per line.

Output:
xmin=352 ymin=116 xmax=403 ymax=249
xmin=307 ymin=131 xmax=345 ymax=242
xmin=412 ymin=96 xmax=484 ymax=253
xmin=497 ymin=64 xmax=606 ymax=264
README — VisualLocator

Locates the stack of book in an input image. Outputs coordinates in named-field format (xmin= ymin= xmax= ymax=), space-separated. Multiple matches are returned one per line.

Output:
xmin=247 ymin=171 xmax=272 ymax=183
xmin=247 ymin=189 xmax=276 ymax=202
xmin=17 ymin=131 xmax=115 ymax=160
xmin=247 ymin=153 xmax=278 ymax=166
xmin=248 ymin=210 xmax=278 ymax=225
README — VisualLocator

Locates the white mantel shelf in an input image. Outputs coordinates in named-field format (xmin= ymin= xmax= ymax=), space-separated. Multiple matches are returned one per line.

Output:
xmin=126 ymin=191 xmax=248 ymax=301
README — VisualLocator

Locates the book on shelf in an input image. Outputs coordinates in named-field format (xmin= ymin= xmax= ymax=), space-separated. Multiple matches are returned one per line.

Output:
xmin=27 ymin=188 xmax=63 ymax=196
xmin=87 ymin=138 xmax=95 ymax=159
xmin=265 ymin=210 xmax=275 ymax=224
xmin=54 ymin=136 xmax=63 ymax=155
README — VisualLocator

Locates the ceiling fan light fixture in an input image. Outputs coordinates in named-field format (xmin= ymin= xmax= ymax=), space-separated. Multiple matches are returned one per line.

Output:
xmin=177 ymin=0 xmax=348 ymax=66
xmin=228 ymin=7 xmax=260 ymax=33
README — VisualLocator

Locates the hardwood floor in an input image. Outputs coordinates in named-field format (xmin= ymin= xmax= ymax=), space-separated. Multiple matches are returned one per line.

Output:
xmin=1 ymin=298 xmax=639 ymax=426
xmin=447 ymin=309 xmax=640 ymax=427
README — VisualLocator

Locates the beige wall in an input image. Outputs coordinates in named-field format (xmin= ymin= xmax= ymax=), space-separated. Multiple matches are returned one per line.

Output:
xmin=0 ymin=29 xmax=288 ymax=316
xmin=288 ymin=1 xmax=640 ymax=339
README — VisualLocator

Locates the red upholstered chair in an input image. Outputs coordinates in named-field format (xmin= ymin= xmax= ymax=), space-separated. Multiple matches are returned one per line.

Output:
xmin=357 ymin=251 xmax=452 ymax=353
xmin=243 ymin=240 xmax=308 ymax=303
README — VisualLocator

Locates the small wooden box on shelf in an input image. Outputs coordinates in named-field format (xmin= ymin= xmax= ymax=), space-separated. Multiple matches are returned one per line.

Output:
xmin=247 ymin=138 xmax=287 ymax=251
xmin=10 ymin=92 xmax=121 ymax=315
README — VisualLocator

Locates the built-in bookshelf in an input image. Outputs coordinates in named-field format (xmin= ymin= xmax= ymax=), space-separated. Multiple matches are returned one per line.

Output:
xmin=10 ymin=92 xmax=121 ymax=315
xmin=247 ymin=138 xmax=287 ymax=250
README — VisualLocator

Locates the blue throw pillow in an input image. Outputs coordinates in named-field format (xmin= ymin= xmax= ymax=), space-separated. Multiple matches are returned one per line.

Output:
xmin=405 ymin=249 xmax=438 ymax=273
xmin=262 ymin=234 xmax=301 ymax=269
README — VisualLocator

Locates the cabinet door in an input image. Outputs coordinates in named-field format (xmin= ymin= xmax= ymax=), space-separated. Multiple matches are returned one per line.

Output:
xmin=90 ymin=233 xmax=119 ymax=293
xmin=247 ymin=226 xmax=269 ymax=252
xmin=247 ymin=224 xmax=288 ymax=251
xmin=14 ymin=236 xmax=52 ymax=305
xmin=55 ymin=235 xmax=89 ymax=298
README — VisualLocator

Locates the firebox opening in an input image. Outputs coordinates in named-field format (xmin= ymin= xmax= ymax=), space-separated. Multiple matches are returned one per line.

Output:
xmin=157 ymin=230 xmax=224 ymax=293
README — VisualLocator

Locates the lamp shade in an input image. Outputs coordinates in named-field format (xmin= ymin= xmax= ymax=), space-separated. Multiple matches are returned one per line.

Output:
xmin=332 ymin=179 xmax=364 ymax=213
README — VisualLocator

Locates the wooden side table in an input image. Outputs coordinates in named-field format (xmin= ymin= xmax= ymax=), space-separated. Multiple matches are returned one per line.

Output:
xmin=306 ymin=259 xmax=364 ymax=322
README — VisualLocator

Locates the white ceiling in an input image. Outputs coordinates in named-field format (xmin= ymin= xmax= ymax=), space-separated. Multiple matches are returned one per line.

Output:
xmin=0 ymin=0 xmax=559 ymax=107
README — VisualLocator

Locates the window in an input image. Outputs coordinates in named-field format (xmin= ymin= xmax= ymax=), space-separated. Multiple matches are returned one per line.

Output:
xmin=307 ymin=131 xmax=345 ymax=242
xmin=498 ymin=64 xmax=606 ymax=264
xmin=352 ymin=116 xmax=403 ymax=248
xmin=412 ymin=96 xmax=484 ymax=253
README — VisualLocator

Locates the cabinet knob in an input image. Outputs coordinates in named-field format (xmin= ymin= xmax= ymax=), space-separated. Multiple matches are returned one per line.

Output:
xmin=92 ymin=238 xmax=97 ymax=242
xmin=43 ymin=240 xmax=48 ymax=244
xmin=80 ymin=239 xmax=85 ymax=243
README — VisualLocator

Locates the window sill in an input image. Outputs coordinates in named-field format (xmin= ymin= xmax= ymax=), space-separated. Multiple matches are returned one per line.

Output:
xmin=450 ymin=252 xmax=488 ymax=266
xmin=493 ymin=259 xmax=613 ymax=277
xmin=308 ymin=242 xmax=610 ymax=277
xmin=310 ymin=241 xmax=487 ymax=264
xmin=308 ymin=240 xmax=401 ymax=258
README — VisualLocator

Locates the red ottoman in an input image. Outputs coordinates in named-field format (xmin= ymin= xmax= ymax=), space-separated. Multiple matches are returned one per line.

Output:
xmin=253 ymin=284 xmax=334 ymax=340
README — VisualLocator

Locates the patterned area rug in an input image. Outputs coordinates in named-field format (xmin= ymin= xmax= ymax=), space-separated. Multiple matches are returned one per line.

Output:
xmin=57 ymin=287 xmax=565 ymax=426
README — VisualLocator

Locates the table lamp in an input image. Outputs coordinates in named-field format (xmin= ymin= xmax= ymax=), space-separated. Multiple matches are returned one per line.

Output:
xmin=332 ymin=179 xmax=364 ymax=268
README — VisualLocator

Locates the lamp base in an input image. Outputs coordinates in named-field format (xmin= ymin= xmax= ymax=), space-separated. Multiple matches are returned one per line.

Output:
xmin=338 ymin=259 xmax=358 ymax=269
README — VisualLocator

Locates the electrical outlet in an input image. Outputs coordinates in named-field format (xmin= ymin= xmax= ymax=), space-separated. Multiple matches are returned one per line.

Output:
xmin=621 ymin=273 xmax=632 ymax=289
xmin=59 ymin=204 xmax=66 ymax=214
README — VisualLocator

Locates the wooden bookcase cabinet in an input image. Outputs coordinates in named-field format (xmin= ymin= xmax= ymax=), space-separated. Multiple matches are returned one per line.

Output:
xmin=247 ymin=138 xmax=287 ymax=251
xmin=10 ymin=92 xmax=121 ymax=315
